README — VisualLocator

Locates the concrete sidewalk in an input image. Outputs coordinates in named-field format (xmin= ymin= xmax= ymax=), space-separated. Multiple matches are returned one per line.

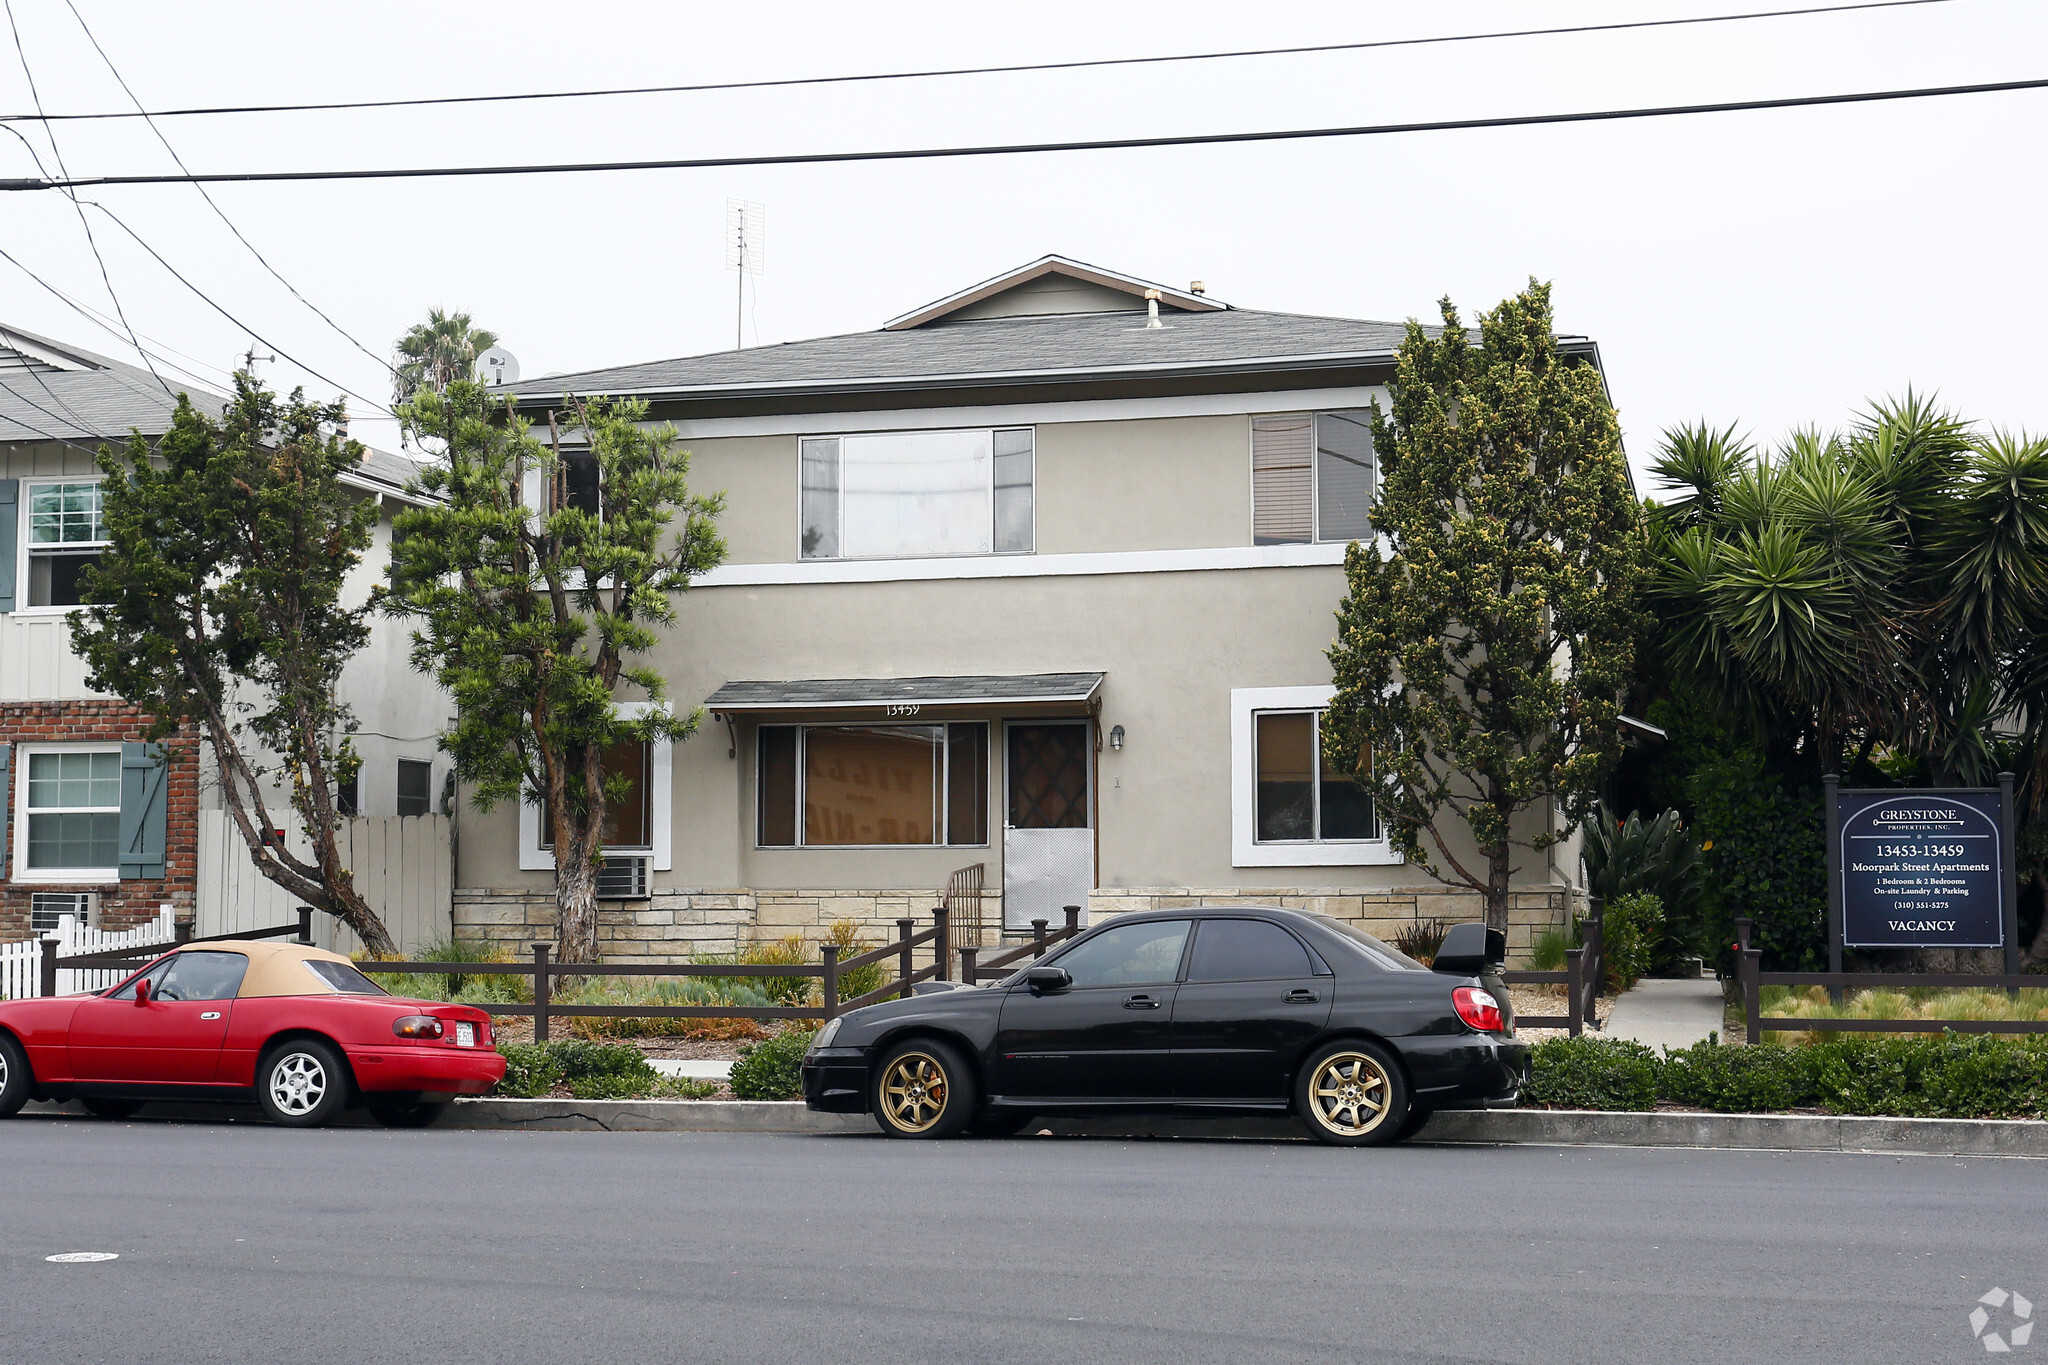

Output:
xmin=648 ymin=1059 xmax=733 ymax=1081
xmin=1602 ymin=977 xmax=1727 ymax=1051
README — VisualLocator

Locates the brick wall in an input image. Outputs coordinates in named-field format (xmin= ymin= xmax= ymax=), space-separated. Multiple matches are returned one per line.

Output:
xmin=0 ymin=702 xmax=198 ymax=939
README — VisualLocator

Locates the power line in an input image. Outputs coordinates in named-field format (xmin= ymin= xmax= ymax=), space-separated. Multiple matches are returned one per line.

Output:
xmin=0 ymin=367 xmax=118 ymax=456
xmin=2 ymin=73 xmax=2041 ymax=191
xmin=0 ymin=1 xmax=1957 ymax=124
xmin=81 ymin=200 xmax=396 ymax=418
xmin=0 ymin=242 xmax=229 ymax=393
xmin=56 ymin=0 xmax=395 ymax=378
xmin=0 ymin=0 xmax=172 ymax=398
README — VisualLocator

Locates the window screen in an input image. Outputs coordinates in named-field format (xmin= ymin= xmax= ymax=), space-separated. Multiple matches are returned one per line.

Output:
xmin=799 ymin=438 xmax=840 ymax=559
xmin=946 ymin=722 xmax=989 ymax=845
xmin=396 ymin=760 xmax=434 ymax=817
xmin=1254 ymin=711 xmax=1375 ymax=843
xmin=1253 ymin=412 xmax=1374 ymax=545
xmin=994 ymin=429 xmax=1034 ymax=553
xmin=1186 ymin=919 xmax=1315 ymax=982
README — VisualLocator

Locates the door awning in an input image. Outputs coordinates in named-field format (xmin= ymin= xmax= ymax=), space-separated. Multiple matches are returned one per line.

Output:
xmin=706 ymin=672 xmax=1105 ymax=712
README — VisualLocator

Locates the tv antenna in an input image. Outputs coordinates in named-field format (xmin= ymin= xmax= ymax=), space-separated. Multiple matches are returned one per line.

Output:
xmin=238 ymin=342 xmax=275 ymax=376
xmin=724 ymin=198 xmax=765 ymax=349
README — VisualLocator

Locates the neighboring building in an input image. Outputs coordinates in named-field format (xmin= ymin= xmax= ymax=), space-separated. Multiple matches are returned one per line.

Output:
xmin=460 ymin=257 xmax=1601 ymax=960
xmin=0 ymin=325 xmax=445 ymax=941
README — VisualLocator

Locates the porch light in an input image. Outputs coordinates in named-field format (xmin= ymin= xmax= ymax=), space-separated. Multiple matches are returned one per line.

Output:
xmin=1109 ymin=725 xmax=1125 ymax=751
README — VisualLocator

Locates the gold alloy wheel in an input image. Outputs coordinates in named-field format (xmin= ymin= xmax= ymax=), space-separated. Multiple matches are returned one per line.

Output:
xmin=880 ymin=1052 xmax=950 ymax=1133
xmin=1309 ymin=1051 xmax=1390 ymax=1137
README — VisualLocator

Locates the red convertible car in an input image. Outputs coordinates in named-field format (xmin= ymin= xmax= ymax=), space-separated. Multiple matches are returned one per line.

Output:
xmin=0 ymin=940 xmax=504 ymax=1128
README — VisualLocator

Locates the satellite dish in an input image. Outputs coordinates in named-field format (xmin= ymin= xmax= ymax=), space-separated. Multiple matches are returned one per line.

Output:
xmin=477 ymin=347 xmax=520 ymax=386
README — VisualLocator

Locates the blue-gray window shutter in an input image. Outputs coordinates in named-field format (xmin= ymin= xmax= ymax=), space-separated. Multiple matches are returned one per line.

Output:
xmin=119 ymin=741 xmax=169 ymax=880
xmin=0 ymin=743 xmax=11 ymax=868
xmin=0 ymin=478 xmax=18 ymax=612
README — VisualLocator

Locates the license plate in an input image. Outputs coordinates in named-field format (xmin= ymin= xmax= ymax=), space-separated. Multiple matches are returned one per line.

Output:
xmin=454 ymin=1022 xmax=476 ymax=1048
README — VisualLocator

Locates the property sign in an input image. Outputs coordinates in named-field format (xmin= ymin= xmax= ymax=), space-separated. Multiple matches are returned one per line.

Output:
xmin=1834 ymin=788 xmax=2005 ymax=949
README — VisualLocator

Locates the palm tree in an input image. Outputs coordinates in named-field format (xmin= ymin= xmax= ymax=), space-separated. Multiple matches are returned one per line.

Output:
xmin=1647 ymin=394 xmax=2048 ymax=785
xmin=393 ymin=309 xmax=499 ymax=403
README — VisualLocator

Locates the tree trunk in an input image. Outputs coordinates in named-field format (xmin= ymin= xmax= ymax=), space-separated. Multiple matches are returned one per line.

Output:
xmin=555 ymin=852 xmax=601 ymax=964
xmin=1485 ymin=837 xmax=1512 ymax=935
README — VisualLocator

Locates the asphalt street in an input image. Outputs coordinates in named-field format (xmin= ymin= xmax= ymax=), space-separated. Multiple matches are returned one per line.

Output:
xmin=0 ymin=1116 xmax=2039 ymax=1364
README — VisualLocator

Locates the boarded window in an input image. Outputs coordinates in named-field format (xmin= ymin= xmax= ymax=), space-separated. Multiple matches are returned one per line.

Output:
xmin=756 ymin=723 xmax=988 ymax=846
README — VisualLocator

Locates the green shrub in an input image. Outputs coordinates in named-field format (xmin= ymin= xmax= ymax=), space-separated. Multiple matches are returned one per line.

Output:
xmin=495 ymin=1039 xmax=721 ymax=1100
xmin=1524 ymin=1036 xmax=1660 ymax=1110
xmin=819 ymin=919 xmax=885 ymax=1003
xmin=552 ymin=975 xmax=772 ymax=1041
xmin=1582 ymin=804 xmax=1702 ymax=968
xmin=1601 ymin=892 xmax=1664 ymax=993
xmin=1659 ymin=1035 xmax=1814 ymax=1111
xmin=1804 ymin=1033 xmax=2048 ymax=1119
xmin=496 ymin=1043 xmax=565 ymax=1098
xmin=728 ymin=1026 xmax=818 ymax=1101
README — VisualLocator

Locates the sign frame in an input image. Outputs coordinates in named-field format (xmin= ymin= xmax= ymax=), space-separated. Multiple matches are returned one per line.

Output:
xmin=1824 ymin=772 xmax=2019 ymax=974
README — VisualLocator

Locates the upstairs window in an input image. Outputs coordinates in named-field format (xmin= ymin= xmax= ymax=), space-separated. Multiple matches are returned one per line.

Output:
xmin=25 ymin=479 xmax=107 ymax=608
xmin=800 ymin=428 xmax=1033 ymax=560
xmin=1251 ymin=412 xmax=1374 ymax=545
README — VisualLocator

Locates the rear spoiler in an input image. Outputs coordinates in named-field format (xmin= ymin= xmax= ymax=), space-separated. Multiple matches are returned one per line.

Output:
xmin=1432 ymin=923 xmax=1506 ymax=976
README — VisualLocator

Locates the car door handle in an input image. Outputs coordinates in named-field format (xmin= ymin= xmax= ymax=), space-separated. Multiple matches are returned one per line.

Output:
xmin=1123 ymin=994 xmax=1163 ymax=1010
xmin=200 ymin=1012 xmax=222 ymax=1021
xmin=1284 ymin=989 xmax=1320 ymax=1004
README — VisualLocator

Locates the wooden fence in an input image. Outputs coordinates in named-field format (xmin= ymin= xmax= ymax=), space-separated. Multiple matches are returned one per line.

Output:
xmin=197 ymin=811 xmax=453 ymax=957
xmin=1732 ymin=916 xmax=2048 ymax=1043
xmin=0 ymin=906 xmax=179 ymax=1000
xmin=1499 ymin=900 xmax=1606 ymax=1037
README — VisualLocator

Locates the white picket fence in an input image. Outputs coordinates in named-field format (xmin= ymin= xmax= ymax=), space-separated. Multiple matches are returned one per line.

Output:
xmin=196 ymin=811 xmax=452 ymax=958
xmin=0 ymin=905 xmax=179 ymax=1000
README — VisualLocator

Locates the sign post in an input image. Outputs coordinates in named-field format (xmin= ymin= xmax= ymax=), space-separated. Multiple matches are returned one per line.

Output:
xmin=1830 ymin=783 xmax=2011 ymax=965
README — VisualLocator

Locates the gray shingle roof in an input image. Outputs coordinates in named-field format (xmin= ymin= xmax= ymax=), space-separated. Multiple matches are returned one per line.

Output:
xmin=0 ymin=322 xmax=424 ymax=495
xmin=705 ymin=672 xmax=1106 ymax=710
xmin=505 ymin=308 xmax=1429 ymax=403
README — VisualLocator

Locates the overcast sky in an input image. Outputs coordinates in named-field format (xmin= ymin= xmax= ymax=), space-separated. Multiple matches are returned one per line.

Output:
xmin=0 ymin=0 xmax=2041 ymax=485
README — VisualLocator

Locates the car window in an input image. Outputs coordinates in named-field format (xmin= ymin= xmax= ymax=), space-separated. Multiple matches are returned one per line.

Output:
xmin=108 ymin=957 xmax=173 ymax=1000
xmin=302 ymin=959 xmax=389 ymax=995
xmin=1306 ymin=913 xmax=1428 ymax=970
xmin=1186 ymin=919 xmax=1316 ymax=982
xmin=1047 ymin=920 xmax=1190 ymax=988
xmin=155 ymin=951 xmax=250 ymax=1002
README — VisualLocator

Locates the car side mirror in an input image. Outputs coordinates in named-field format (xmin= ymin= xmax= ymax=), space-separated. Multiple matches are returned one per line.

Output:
xmin=133 ymin=978 xmax=151 ymax=1007
xmin=1431 ymin=923 xmax=1507 ymax=977
xmin=1024 ymin=966 xmax=1072 ymax=994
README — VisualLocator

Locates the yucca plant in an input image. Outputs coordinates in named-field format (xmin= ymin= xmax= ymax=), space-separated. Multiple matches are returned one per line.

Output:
xmin=1582 ymin=803 xmax=1702 ymax=967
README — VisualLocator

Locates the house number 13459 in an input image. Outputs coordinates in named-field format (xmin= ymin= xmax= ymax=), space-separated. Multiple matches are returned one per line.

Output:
xmin=887 ymin=704 xmax=922 ymax=717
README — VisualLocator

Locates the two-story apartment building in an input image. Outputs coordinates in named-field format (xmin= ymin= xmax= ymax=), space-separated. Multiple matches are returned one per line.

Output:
xmin=455 ymin=258 xmax=1597 ymax=960
xmin=0 ymin=325 xmax=447 ymax=941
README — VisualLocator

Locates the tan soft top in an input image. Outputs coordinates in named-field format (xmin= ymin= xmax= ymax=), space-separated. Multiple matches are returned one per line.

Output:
xmin=174 ymin=940 xmax=371 ymax=999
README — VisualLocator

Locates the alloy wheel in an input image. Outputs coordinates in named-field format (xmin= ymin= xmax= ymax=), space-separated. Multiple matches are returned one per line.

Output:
xmin=1308 ymin=1051 xmax=1390 ymax=1137
xmin=268 ymin=1053 xmax=328 ymax=1117
xmin=880 ymin=1052 xmax=949 ymax=1133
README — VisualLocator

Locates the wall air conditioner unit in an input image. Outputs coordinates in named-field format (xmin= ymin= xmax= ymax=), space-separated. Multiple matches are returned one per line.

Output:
xmin=594 ymin=856 xmax=649 ymax=901
xmin=30 ymin=891 xmax=97 ymax=934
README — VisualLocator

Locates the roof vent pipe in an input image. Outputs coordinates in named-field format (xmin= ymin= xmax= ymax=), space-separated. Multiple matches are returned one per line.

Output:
xmin=1189 ymin=281 xmax=1205 ymax=295
xmin=1143 ymin=288 xmax=1163 ymax=328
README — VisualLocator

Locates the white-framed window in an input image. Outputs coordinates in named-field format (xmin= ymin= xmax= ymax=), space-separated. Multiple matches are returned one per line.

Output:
xmin=15 ymin=745 xmax=122 ymax=882
xmin=800 ymin=427 xmax=1033 ymax=560
xmin=1230 ymin=686 xmax=1397 ymax=868
xmin=395 ymin=759 xmax=435 ymax=818
xmin=1251 ymin=413 xmax=1374 ymax=545
xmin=518 ymin=702 xmax=673 ymax=872
xmin=20 ymin=477 xmax=108 ymax=610
xmin=756 ymin=722 xmax=989 ymax=849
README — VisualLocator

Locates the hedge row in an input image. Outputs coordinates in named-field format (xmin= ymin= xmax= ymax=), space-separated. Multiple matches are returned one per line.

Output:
xmin=1523 ymin=1033 xmax=2048 ymax=1119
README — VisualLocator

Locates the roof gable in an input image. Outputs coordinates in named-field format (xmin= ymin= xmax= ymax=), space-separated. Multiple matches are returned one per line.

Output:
xmin=883 ymin=255 xmax=1225 ymax=331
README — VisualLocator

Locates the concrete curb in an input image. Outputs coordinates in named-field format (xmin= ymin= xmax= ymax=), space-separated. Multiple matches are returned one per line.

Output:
xmin=23 ymin=1097 xmax=2048 ymax=1155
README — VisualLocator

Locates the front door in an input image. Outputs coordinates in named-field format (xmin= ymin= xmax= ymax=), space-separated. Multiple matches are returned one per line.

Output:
xmin=1170 ymin=919 xmax=1333 ymax=1101
xmin=69 ymin=951 xmax=247 ymax=1085
xmin=993 ymin=917 xmax=1190 ymax=1101
xmin=1003 ymin=721 xmax=1092 ymax=930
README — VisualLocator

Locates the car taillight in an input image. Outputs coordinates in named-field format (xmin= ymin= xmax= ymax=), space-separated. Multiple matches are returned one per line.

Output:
xmin=1452 ymin=986 xmax=1504 ymax=1033
xmin=392 ymin=1014 xmax=444 ymax=1039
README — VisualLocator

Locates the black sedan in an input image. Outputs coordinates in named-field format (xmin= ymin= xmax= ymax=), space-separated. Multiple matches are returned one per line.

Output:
xmin=802 ymin=906 xmax=1528 ymax=1144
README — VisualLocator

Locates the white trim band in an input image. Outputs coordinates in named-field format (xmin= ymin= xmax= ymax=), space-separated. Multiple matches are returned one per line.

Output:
xmin=696 ymin=541 xmax=1349 ymax=588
